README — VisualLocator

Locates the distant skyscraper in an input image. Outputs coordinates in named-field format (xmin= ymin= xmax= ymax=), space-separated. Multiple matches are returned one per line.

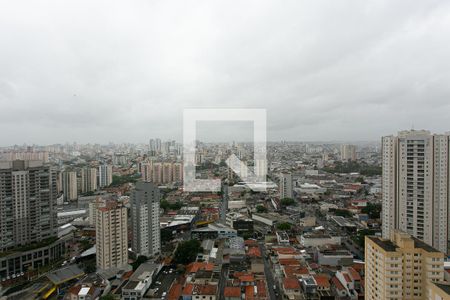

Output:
xmin=279 ymin=173 xmax=293 ymax=199
xmin=62 ymin=170 xmax=78 ymax=201
xmin=172 ymin=162 xmax=183 ymax=183
xmin=0 ymin=160 xmax=58 ymax=251
xmin=162 ymin=162 xmax=173 ymax=183
xmin=131 ymin=182 xmax=160 ymax=257
xmin=365 ymin=230 xmax=445 ymax=300
xmin=382 ymin=130 xmax=450 ymax=254
xmin=140 ymin=161 xmax=153 ymax=182
xmin=98 ymin=164 xmax=113 ymax=188
xmin=162 ymin=141 xmax=171 ymax=155
xmin=340 ymin=144 xmax=357 ymax=161
xmin=151 ymin=162 xmax=162 ymax=185
xmin=96 ymin=199 xmax=128 ymax=270
xmin=155 ymin=138 xmax=161 ymax=153
xmin=81 ymin=167 xmax=98 ymax=193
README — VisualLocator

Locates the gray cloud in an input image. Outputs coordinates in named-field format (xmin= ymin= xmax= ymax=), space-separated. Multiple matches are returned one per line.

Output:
xmin=1 ymin=0 xmax=450 ymax=145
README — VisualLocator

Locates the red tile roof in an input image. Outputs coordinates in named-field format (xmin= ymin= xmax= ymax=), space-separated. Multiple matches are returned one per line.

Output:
xmin=279 ymin=258 xmax=301 ymax=266
xmin=167 ymin=283 xmax=182 ymax=300
xmin=274 ymin=247 xmax=298 ymax=255
xmin=245 ymin=239 xmax=258 ymax=246
xmin=239 ymin=274 xmax=255 ymax=282
xmin=348 ymin=267 xmax=361 ymax=281
xmin=283 ymin=266 xmax=309 ymax=277
xmin=182 ymin=284 xmax=194 ymax=295
xmin=256 ymin=280 xmax=267 ymax=298
xmin=198 ymin=285 xmax=217 ymax=295
xmin=343 ymin=273 xmax=352 ymax=283
xmin=283 ymin=277 xmax=300 ymax=290
xmin=186 ymin=262 xmax=214 ymax=273
xmin=245 ymin=285 xmax=255 ymax=299
xmin=247 ymin=247 xmax=262 ymax=257
xmin=313 ymin=275 xmax=330 ymax=288
xmin=332 ymin=276 xmax=345 ymax=291
xmin=224 ymin=287 xmax=241 ymax=297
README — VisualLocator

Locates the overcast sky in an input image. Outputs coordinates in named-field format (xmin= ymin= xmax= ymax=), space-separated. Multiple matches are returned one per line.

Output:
xmin=1 ymin=0 xmax=450 ymax=145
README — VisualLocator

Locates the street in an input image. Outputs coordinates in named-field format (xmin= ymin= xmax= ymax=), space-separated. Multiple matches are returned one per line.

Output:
xmin=259 ymin=242 xmax=282 ymax=300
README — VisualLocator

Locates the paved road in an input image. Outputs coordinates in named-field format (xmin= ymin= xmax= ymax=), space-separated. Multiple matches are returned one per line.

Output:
xmin=259 ymin=242 xmax=281 ymax=300
xmin=218 ymin=264 xmax=228 ymax=300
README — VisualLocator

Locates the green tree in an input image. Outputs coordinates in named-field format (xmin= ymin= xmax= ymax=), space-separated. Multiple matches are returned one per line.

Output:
xmin=131 ymin=255 xmax=148 ymax=271
xmin=161 ymin=230 xmax=174 ymax=243
xmin=83 ymin=262 xmax=96 ymax=274
xmin=361 ymin=202 xmax=382 ymax=219
xmin=173 ymin=240 xmax=201 ymax=264
xmin=256 ymin=205 xmax=268 ymax=213
xmin=333 ymin=209 xmax=353 ymax=218
xmin=276 ymin=222 xmax=292 ymax=230
xmin=280 ymin=198 xmax=296 ymax=206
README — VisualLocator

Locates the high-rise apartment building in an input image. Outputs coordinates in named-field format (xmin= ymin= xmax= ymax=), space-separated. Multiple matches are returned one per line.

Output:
xmin=0 ymin=160 xmax=58 ymax=251
xmin=340 ymin=144 xmax=357 ymax=161
xmin=140 ymin=161 xmax=153 ymax=182
xmin=62 ymin=170 xmax=78 ymax=201
xmin=365 ymin=230 xmax=445 ymax=300
xmin=130 ymin=182 xmax=160 ymax=257
xmin=151 ymin=162 xmax=162 ymax=184
xmin=88 ymin=197 xmax=105 ymax=226
xmin=172 ymin=162 xmax=183 ymax=183
xmin=162 ymin=162 xmax=173 ymax=184
xmin=81 ymin=167 xmax=98 ymax=193
xmin=98 ymin=164 xmax=113 ymax=188
xmin=95 ymin=199 xmax=128 ymax=270
xmin=279 ymin=172 xmax=293 ymax=199
xmin=382 ymin=130 xmax=450 ymax=254
xmin=141 ymin=161 xmax=182 ymax=185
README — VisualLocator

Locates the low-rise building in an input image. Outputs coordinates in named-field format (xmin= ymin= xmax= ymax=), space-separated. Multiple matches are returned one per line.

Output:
xmin=121 ymin=262 xmax=160 ymax=300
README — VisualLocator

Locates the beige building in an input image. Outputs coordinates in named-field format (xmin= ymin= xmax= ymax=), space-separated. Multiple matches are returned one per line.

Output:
xmin=62 ymin=171 xmax=78 ymax=201
xmin=172 ymin=162 xmax=183 ymax=182
xmin=382 ymin=130 xmax=450 ymax=254
xmin=162 ymin=162 xmax=173 ymax=184
xmin=340 ymin=144 xmax=357 ymax=161
xmin=95 ymin=200 xmax=128 ymax=270
xmin=365 ymin=230 xmax=445 ymax=300
xmin=141 ymin=161 xmax=182 ymax=185
xmin=81 ymin=167 xmax=97 ymax=193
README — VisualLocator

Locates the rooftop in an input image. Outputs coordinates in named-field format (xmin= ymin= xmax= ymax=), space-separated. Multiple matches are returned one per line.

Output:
xmin=367 ymin=236 xmax=397 ymax=252
xmin=283 ymin=277 xmax=301 ymax=289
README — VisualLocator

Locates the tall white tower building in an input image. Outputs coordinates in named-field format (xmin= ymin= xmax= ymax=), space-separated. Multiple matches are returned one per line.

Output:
xmin=382 ymin=130 xmax=450 ymax=254
xmin=81 ymin=167 xmax=98 ymax=193
xmin=131 ymin=182 xmax=161 ymax=257
xmin=98 ymin=164 xmax=113 ymax=188
xmin=95 ymin=199 xmax=128 ymax=270
xmin=62 ymin=170 xmax=78 ymax=201
xmin=0 ymin=160 xmax=58 ymax=251
xmin=279 ymin=172 xmax=293 ymax=199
